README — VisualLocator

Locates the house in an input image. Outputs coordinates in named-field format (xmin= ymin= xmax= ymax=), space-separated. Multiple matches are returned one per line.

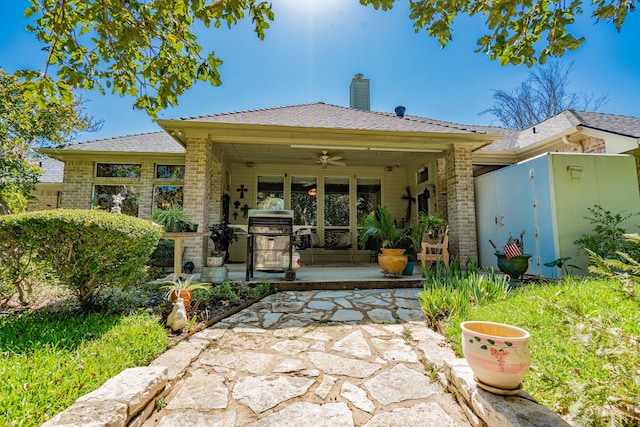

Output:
xmin=36 ymin=75 xmax=640 ymax=275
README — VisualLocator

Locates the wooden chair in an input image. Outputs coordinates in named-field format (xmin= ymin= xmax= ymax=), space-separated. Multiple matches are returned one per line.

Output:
xmin=418 ymin=226 xmax=449 ymax=275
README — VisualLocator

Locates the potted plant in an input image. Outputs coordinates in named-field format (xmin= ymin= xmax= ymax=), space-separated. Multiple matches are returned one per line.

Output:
xmin=161 ymin=275 xmax=211 ymax=309
xmin=399 ymin=218 xmax=428 ymax=275
xmin=417 ymin=212 xmax=447 ymax=241
xmin=208 ymin=222 xmax=238 ymax=264
xmin=359 ymin=205 xmax=410 ymax=274
xmin=151 ymin=204 xmax=196 ymax=232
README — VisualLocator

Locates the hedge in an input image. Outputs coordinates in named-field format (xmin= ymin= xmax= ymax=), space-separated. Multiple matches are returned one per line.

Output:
xmin=0 ymin=209 xmax=164 ymax=308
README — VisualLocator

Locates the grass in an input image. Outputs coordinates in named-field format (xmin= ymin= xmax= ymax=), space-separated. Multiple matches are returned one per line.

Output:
xmin=0 ymin=309 xmax=167 ymax=426
xmin=444 ymin=276 xmax=640 ymax=427
xmin=0 ymin=277 xmax=273 ymax=426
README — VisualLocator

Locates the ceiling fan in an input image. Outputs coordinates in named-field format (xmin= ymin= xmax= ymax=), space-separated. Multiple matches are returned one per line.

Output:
xmin=306 ymin=150 xmax=347 ymax=169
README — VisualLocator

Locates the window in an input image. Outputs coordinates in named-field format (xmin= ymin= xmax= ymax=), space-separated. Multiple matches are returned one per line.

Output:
xmin=324 ymin=177 xmax=349 ymax=227
xmin=417 ymin=167 xmax=429 ymax=184
xmin=92 ymin=185 xmax=140 ymax=216
xmin=356 ymin=178 xmax=381 ymax=224
xmin=154 ymin=186 xmax=184 ymax=209
xmin=156 ymin=165 xmax=185 ymax=179
xmin=96 ymin=163 xmax=141 ymax=178
xmin=291 ymin=176 xmax=317 ymax=226
xmin=256 ymin=176 xmax=284 ymax=210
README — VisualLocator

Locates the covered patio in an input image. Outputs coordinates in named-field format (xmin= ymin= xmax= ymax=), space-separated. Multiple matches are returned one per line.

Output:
xmin=158 ymin=103 xmax=502 ymax=271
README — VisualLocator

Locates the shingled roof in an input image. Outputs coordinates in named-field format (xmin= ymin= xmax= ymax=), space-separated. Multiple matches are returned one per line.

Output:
xmin=53 ymin=131 xmax=184 ymax=153
xmin=179 ymin=102 xmax=486 ymax=135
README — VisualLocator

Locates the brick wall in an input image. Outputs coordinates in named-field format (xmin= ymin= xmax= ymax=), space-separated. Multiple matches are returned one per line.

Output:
xmin=28 ymin=185 xmax=61 ymax=211
xmin=445 ymin=146 xmax=477 ymax=265
xmin=60 ymin=160 xmax=94 ymax=209
xmin=182 ymin=138 xmax=218 ymax=270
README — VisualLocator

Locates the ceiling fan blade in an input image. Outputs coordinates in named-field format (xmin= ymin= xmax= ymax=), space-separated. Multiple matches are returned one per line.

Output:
xmin=304 ymin=159 xmax=321 ymax=164
xmin=326 ymin=156 xmax=343 ymax=162
xmin=327 ymin=160 xmax=347 ymax=166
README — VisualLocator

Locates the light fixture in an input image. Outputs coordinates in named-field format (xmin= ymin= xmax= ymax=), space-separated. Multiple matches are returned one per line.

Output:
xmin=307 ymin=187 xmax=317 ymax=196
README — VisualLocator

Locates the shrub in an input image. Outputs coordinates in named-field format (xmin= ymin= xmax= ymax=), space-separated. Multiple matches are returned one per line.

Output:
xmin=574 ymin=205 xmax=640 ymax=260
xmin=0 ymin=209 xmax=163 ymax=308
xmin=418 ymin=259 xmax=511 ymax=328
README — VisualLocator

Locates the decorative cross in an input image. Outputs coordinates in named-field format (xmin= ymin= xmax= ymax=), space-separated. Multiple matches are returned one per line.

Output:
xmin=234 ymin=200 xmax=241 ymax=209
xmin=401 ymin=186 xmax=416 ymax=223
xmin=111 ymin=193 xmax=125 ymax=214
xmin=236 ymin=184 xmax=247 ymax=198
xmin=241 ymin=204 xmax=250 ymax=218
xmin=233 ymin=211 xmax=239 ymax=220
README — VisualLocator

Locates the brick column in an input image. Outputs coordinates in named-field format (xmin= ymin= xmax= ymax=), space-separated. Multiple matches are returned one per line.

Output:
xmin=182 ymin=137 xmax=215 ymax=271
xmin=445 ymin=146 xmax=477 ymax=266
xmin=137 ymin=161 xmax=155 ymax=219
xmin=60 ymin=160 xmax=94 ymax=209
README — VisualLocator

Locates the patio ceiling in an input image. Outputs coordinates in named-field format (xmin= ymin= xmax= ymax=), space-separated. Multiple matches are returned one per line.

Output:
xmin=158 ymin=121 xmax=501 ymax=169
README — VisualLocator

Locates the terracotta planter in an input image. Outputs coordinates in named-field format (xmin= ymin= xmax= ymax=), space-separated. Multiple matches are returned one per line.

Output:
xmin=170 ymin=289 xmax=193 ymax=309
xmin=461 ymin=321 xmax=531 ymax=392
xmin=378 ymin=248 xmax=408 ymax=275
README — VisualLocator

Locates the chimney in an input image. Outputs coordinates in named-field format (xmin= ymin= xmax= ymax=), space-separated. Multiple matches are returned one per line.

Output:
xmin=394 ymin=106 xmax=406 ymax=118
xmin=350 ymin=73 xmax=370 ymax=111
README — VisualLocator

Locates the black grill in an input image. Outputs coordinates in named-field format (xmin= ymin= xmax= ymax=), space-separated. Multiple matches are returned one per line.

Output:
xmin=246 ymin=210 xmax=296 ymax=281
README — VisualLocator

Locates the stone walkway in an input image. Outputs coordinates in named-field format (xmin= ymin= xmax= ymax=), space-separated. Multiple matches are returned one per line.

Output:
xmin=143 ymin=288 xmax=471 ymax=427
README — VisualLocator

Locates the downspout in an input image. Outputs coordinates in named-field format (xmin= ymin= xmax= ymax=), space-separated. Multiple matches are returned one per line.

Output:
xmin=562 ymin=135 xmax=584 ymax=152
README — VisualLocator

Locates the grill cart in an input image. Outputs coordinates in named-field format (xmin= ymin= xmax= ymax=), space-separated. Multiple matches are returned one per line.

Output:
xmin=246 ymin=209 xmax=297 ymax=281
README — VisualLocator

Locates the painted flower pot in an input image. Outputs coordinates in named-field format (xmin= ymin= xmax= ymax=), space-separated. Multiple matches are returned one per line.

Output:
xmin=169 ymin=289 xmax=193 ymax=310
xmin=378 ymin=248 xmax=408 ymax=275
xmin=461 ymin=321 xmax=531 ymax=391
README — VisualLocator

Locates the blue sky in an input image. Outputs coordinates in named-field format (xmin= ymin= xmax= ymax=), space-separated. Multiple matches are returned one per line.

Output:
xmin=1 ymin=0 xmax=639 ymax=142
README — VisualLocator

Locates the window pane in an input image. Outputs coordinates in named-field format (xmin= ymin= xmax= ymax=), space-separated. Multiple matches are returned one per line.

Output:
xmin=256 ymin=176 xmax=284 ymax=210
xmin=156 ymin=165 xmax=185 ymax=179
xmin=92 ymin=185 xmax=140 ymax=216
xmin=357 ymin=178 xmax=381 ymax=223
xmin=291 ymin=176 xmax=317 ymax=226
xmin=96 ymin=163 xmax=141 ymax=178
xmin=324 ymin=177 xmax=349 ymax=226
xmin=154 ymin=186 xmax=184 ymax=209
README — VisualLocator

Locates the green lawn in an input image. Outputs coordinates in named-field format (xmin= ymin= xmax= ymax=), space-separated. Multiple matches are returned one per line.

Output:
xmin=445 ymin=277 xmax=640 ymax=427
xmin=0 ymin=308 xmax=167 ymax=426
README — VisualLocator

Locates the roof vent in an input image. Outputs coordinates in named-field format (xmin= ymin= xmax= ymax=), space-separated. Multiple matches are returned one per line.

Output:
xmin=394 ymin=106 xmax=406 ymax=118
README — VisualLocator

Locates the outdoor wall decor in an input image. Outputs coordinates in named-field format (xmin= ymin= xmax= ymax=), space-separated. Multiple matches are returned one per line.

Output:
xmin=233 ymin=211 xmax=239 ymax=220
xmin=237 ymin=184 xmax=247 ymax=198
xmin=234 ymin=200 xmax=241 ymax=209
xmin=241 ymin=204 xmax=250 ymax=218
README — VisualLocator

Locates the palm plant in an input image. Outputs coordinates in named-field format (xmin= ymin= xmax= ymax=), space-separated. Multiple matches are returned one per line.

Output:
xmin=358 ymin=205 xmax=410 ymax=249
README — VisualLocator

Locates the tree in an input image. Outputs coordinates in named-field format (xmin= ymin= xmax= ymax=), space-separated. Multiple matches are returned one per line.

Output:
xmin=0 ymin=69 xmax=98 ymax=214
xmin=19 ymin=0 xmax=274 ymax=118
xmin=482 ymin=62 xmax=608 ymax=129
xmin=361 ymin=0 xmax=636 ymax=66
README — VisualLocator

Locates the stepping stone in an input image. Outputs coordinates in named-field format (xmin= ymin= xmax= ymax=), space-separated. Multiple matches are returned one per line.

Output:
xmin=315 ymin=375 xmax=337 ymax=399
xmin=273 ymin=359 xmax=306 ymax=373
xmin=367 ymin=308 xmax=395 ymax=323
xmin=364 ymin=363 xmax=436 ymax=404
xmin=394 ymin=289 xmax=421 ymax=299
xmin=353 ymin=296 xmax=389 ymax=308
xmin=246 ymin=402 xmax=353 ymax=427
xmin=315 ymin=291 xmax=352 ymax=299
xmin=340 ymin=381 xmax=375 ymax=413
xmin=330 ymin=310 xmax=363 ymax=322
xmin=334 ymin=298 xmax=353 ymax=308
xmin=308 ymin=300 xmax=336 ymax=311
xmin=200 ymin=350 xmax=273 ymax=375
xmin=271 ymin=340 xmax=309 ymax=354
xmin=166 ymin=369 xmax=228 ymax=410
xmin=331 ymin=330 xmax=371 ymax=358
xmin=308 ymin=352 xmax=381 ymax=378
xmin=222 ymin=333 xmax=270 ymax=351
xmin=157 ymin=411 xmax=236 ymax=427
xmin=370 ymin=338 xmax=418 ymax=362
xmin=262 ymin=312 xmax=283 ymax=328
xmin=232 ymin=375 xmax=314 ymax=413
xmin=272 ymin=301 xmax=305 ymax=313
xmin=362 ymin=402 xmax=460 ymax=427
xmin=361 ymin=325 xmax=390 ymax=337
xmin=395 ymin=297 xmax=422 ymax=310
xmin=396 ymin=308 xmax=424 ymax=322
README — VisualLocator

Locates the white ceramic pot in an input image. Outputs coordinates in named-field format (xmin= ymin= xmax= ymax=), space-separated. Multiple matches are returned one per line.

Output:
xmin=461 ymin=321 xmax=531 ymax=390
